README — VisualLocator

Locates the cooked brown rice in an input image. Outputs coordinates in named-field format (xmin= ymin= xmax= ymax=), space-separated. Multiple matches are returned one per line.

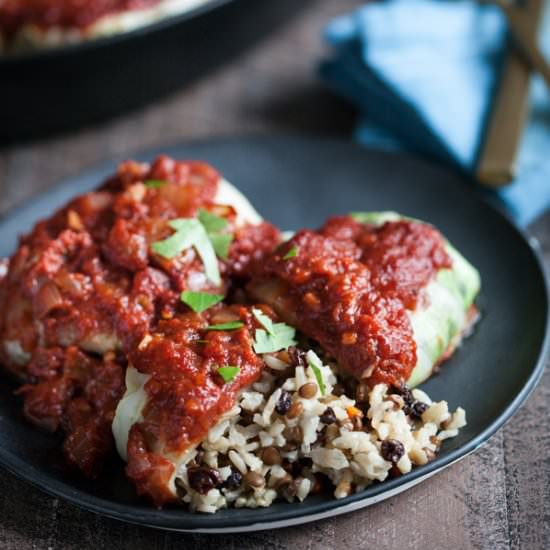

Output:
xmin=170 ymin=350 xmax=466 ymax=513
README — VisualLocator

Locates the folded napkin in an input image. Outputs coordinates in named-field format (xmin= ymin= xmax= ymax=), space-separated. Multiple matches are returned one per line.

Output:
xmin=320 ymin=0 xmax=550 ymax=227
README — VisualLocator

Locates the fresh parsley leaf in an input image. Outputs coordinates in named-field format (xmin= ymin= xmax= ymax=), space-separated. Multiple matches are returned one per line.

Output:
xmin=205 ymin=321 xmax=244 ymax=331
xmin=198 ymin=209 xmax=228 ymax=234
xmin=217 ymin=365 xmax=240 ymax=383
xmin=181 ymin=291 xmax=224 ymax=313
xmin=252 ymin=308 xmax=275 ymax=334
xmin=152 ymin=219 xmax=221 ymax=285
xmin=283 ymin=245 xmax=299 ymax=260
xmin=252 ymin=308 xmax=296 ymax=353
xmin=307 ymin=353 xmax=326 ymax=396
xmin=151 ymin=233 xmax=193 ymax=259
xmin=197 ymin=209 xmax=233 ymax=260
xmin=209 ymin=233 xmax=233 ymax=260
xmin=168 ymin=218 xmax=201 ymax=232
xmin=144 ymin=179 xmax=167 ymax=189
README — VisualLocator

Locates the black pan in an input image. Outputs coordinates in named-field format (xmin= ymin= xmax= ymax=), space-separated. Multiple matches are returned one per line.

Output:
xmin=0 ymin=136 xmax=547 ymax=532
xmin=0 ymin=0 xmax=298 ymax=144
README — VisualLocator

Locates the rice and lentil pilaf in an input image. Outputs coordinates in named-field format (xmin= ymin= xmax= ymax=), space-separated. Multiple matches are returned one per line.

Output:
xmin=172 ymin=349 xmax=466 ymax=513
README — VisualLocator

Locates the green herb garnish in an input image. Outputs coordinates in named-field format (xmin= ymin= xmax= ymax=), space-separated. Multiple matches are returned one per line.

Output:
xmin=283 ymin=245 xmax=299 ymax=260
xmin=198 ymin=209 xmax=228 ymax=233
xmin=151 ymin=207 xmax=235 ymax=282
xmin=252 ymin=308 xmax=296 ymax=354
xmin=152 ymin=219 xmax=221 ymax=285
xmin=181 ymin=291 xmax=224 ymax=313
xmin=144 ymin=179 xmax=167 ymax=189
xmin=198 ymin=209 xmax=234 ymax=260
xmin=208 ymin=233 xmax=233 ymax=260
xmin=205 ymin=321 xmax=244 ymax=331
xmin=307 ymin=354 xmax=326 ymax=396
xmin=217 ymin=365 xmax=240 ymax=383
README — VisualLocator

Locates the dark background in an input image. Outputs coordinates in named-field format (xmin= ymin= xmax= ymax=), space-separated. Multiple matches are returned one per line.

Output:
xmin=0 ymin=1 xmax=549 ymax=548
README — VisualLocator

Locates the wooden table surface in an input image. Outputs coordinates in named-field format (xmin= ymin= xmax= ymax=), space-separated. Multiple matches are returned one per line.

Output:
xmin=1 ymin=1 xmax=549 ymax=548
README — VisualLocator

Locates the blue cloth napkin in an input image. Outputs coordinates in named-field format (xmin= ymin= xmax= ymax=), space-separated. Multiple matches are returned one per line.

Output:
xmin=320 ymin=0 xmax=550 ymax=227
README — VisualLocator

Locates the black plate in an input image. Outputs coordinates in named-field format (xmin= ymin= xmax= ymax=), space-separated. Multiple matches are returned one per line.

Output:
xmin=0 ymin=136 xmax=548 ymax=532
xmin=0 ymin=0 xmax=297 ymax=144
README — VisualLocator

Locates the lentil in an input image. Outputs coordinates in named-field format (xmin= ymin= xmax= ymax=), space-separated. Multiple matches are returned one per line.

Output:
xmin=244 ymin=471 xmax=265 ymax=488
xmin=299 ymin=382 xmax=318 ymax=399
xmin=286 ymin=401 xmax=304 ymax=419
xmin=261 ymin=446 xmax=282 ymax=466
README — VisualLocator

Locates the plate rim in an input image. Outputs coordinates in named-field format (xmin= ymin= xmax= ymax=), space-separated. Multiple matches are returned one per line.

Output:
xmin=0 ymin=135 xmax=548 ymax=532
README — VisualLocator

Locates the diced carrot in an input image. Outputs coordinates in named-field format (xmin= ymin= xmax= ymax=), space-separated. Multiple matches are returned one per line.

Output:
xmin=347 ymin=405 xmax=363 ymax=418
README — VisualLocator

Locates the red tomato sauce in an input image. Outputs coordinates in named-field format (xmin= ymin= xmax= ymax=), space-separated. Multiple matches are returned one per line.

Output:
xmin=17 ymin=346 xmax=125 ymax=476
xmin=126 ymin=305 xmax=265 ymax=505
xmin=251 ymin=216 xmax=450 ymax=387
xmin=0 ymin=0 xmax=162 ymax=37
xmin=320 ymin=216 xmax=451 ymax=309
xmin=0 ymin=156 xmax=279 ymax=481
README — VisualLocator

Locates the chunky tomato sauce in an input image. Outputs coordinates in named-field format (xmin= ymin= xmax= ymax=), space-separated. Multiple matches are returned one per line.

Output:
xmin=0 ymin=157 xmax=453 ymax=506
xmin=18 ymin=347 xmax=125 ymax=476
xmin=250 ymin=216 xmax=450 ymax=387
xmin=0 ymin=156 xmax=279 ymax=480
xmin=321 ymin=216 xmax=451 ymax=309
xmin=0 ymin=0 xmax=162 ymax=37
xmin=126 ymin=305 xmax=265 ymax=505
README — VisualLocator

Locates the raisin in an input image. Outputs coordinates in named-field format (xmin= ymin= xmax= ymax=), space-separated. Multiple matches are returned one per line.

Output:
xmin=187 ymin=466 xmax=222 ymax=495
xmin=320 ymin=406 xmax=337 ymax=425
xmin=409 ymin=401 xmax=429 ymax=419
xmin=222 ymin=470 xmax=242 ymax=491
xmin=381 ymin=439 xmax=405 ymax=464
xmin=395 ymin=385 xmax=414 ymax=408
xmin=275 ymin=390 xmax=292 ymax=415
xmin=395 ymin=385 xmax=428 ymax=419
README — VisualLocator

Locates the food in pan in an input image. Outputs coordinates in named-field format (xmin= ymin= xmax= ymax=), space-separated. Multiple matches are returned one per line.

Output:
xmin=0 ymin=0 xmax=211 ymax=52
xmin=0 ymin=156 xmax=479 ymax=512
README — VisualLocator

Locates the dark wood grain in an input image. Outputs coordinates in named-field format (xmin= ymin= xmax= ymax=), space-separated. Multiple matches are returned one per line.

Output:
xmin=0 ymin=1 xmax=548 ymax=548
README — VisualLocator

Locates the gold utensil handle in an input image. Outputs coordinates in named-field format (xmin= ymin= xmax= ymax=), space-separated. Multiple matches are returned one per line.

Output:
xmin=476 ymin=0 xmax=546 ymax=187
xmin=495 ymin=0 xmax=550 ymax=88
